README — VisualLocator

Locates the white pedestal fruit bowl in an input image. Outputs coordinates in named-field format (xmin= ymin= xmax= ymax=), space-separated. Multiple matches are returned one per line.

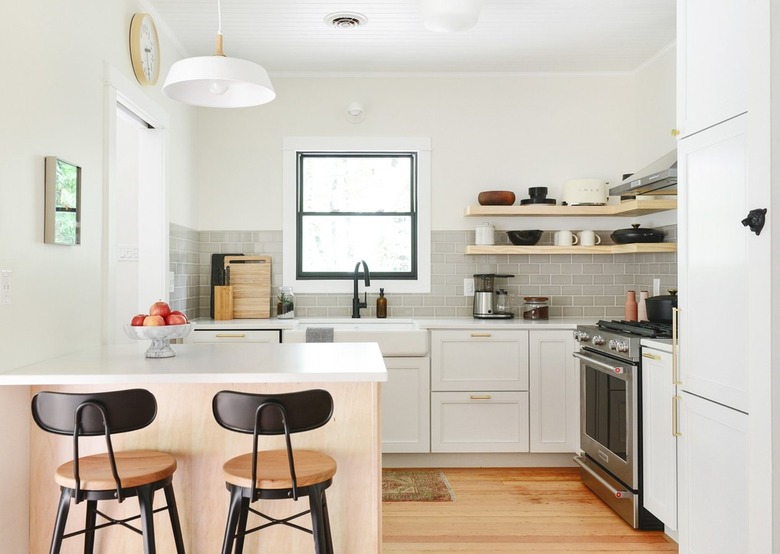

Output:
xmin=124 ymin=323 xmax=194 ymax=358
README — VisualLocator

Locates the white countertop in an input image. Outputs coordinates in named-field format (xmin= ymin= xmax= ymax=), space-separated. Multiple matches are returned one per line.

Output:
xmin=641 ymin=338 xmax=674 ymax=353
xmin=0 ymin=342 xmax=387 ymax=386
xmin=193 ymin=316 xmax=587 ymax=331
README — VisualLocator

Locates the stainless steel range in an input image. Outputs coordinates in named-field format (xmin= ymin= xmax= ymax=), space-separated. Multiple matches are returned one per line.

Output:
xmin=572 ymin=320 xmax=671 ymax=530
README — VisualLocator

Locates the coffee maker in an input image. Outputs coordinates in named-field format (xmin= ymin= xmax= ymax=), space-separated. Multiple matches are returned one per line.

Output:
xmin=473 ymin=273 xmax=514 ymax=319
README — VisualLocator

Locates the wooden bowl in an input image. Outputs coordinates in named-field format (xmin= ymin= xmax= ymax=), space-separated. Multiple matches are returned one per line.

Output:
xmin=478 ymin=191 xmax=516 ymax=206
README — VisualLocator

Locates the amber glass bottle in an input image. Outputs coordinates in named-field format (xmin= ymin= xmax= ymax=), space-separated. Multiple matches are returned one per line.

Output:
xmin=377 ymin=288 xmax=387 ymax=318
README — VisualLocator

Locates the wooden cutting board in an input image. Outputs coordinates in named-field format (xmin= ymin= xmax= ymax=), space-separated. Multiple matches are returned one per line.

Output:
xmin=223 ymin=255 xmax=271 ymax=318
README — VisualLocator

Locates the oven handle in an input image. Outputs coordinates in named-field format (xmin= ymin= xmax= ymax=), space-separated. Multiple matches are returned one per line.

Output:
xmin=573 ymin=456 xmax=634 ymax=500
xmin=572 ymin=352 xmax=630 ymax=376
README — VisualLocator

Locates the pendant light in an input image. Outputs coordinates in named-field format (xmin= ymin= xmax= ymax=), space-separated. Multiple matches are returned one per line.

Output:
xmin=162 ymin=0 xmax=275 ymax=108
xmin=420 ymin=0 xmax=482 ymax=33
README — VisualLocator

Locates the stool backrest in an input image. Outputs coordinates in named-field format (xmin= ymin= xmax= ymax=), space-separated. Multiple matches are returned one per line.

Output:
xmin=212 ymin=389 xmax=334 ymax=500
xmin=31 ymin=388 xmax=157 ymax=436
xmin=212 ymin=389 xmax=333 ymax=435
xmin=31 ymin=388 xmax=158 ymax=503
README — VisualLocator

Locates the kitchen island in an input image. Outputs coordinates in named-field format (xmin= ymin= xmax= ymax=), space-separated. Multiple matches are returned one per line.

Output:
xmin=0 ymin=342 xmax=387 ymax=554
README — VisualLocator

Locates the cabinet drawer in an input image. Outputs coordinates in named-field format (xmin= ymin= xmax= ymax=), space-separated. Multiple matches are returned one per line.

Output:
xmin=187 ymin=329 xmax=281 ymax=343
xmin=431 ymin=330 xmax=528 ymax=391
xmin=430 ymin=391 xmax=529 ymax=453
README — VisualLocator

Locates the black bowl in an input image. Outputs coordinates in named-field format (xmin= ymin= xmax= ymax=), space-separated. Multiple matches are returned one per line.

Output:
xmin=507 ymin=230 xmax=543 ymax=246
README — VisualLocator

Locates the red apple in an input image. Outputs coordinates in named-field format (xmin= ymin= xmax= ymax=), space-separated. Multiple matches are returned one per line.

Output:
xmin=165 ymin=313 xmax=187 ymax=326
xmin=149 ymin=301 xmax=171 ymax=319
xmin=130 ymin=314 xmax=147 ymax=326
xmin=143 ymin=315 xmax=165 ymax=326
xmin=169 ymin=310 xmax=188 ymax=322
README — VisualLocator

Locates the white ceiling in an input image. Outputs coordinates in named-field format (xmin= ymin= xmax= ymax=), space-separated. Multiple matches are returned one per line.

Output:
xmin=147 ymin=0 xmax=676 ymax=75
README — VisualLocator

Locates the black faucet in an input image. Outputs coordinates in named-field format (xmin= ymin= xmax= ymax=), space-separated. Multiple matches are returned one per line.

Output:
xmin=352 ymin=260 xmax=371 ymax=318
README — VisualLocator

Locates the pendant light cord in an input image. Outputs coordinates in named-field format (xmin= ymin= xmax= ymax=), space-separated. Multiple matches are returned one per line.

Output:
xmin=214 ymin=0 xmax=225 ymax=56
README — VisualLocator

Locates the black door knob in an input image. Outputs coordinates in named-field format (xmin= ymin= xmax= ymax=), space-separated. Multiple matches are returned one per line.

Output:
xmin=741 ymin=208 xmax=767 ymax=236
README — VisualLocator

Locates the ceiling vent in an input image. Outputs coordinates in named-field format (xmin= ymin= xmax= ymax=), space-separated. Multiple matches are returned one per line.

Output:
xmin=324 ymin=12 xmax=368 ymax=29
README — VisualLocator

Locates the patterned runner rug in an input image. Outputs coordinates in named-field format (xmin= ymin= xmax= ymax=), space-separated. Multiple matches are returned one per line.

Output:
xmin=382 ymin=469 xmax=456 ymax=502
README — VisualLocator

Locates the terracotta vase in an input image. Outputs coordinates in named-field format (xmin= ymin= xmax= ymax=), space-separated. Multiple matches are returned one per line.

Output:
xmin=625 ymin=291 xmax=638 ymax=321
xmin=638 ymin=291 xmax=649 ymax=321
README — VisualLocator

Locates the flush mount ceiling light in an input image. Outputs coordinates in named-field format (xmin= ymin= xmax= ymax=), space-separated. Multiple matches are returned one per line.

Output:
xmin=420 ymin=0 xmax=482 ymax=32
xmin=162 ymin=0 xmax=275 ymax=108
xmin=324 ymin=12 xmax=368 ymax=30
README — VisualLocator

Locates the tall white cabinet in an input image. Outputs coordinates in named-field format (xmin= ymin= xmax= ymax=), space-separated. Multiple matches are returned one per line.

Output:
xmin=676 ymin=0 xmax=773 ymax=551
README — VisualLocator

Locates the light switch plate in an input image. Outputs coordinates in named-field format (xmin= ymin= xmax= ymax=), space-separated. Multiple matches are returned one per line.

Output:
xmin=463 ymin=277 xmax=475 ymax=296
xmin=0 ymin=270 xmax=11 ymax=305
xmin=168 ymin=271 xmax=175 ymax=294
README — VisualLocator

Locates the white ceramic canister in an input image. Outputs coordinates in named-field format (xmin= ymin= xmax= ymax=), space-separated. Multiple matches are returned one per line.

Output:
xmin=475 ymin=223 xmax=495 ymax=245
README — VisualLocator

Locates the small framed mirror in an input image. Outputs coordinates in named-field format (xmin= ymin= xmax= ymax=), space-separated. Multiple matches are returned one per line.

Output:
xmin=44 ymin=156 xmax=81 ymax=245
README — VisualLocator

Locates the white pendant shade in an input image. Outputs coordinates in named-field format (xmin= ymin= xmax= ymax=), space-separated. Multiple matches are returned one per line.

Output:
xmin=420 ymin=0 xmax=482 ymax=32
xmin=163 ymin=55 xmax=275 ymax=108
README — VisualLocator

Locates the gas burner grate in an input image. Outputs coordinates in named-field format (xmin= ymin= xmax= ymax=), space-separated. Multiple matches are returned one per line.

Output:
xmin=596 ymin=319 xmax=674 ymax=338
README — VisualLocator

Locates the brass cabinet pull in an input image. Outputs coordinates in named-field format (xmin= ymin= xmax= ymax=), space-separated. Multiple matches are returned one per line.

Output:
xmin=672 ymin=307 xmax=681 ymax=385
xmin=642 ymin=352 xmax=661 ymax=360
xmin=470 ymin=395 xmax=492 ymax=400
xmin=671 ymin=128 xmax=681 ymax=137
xmin=672 ymin=395 xmax=682 ymax=437
xmin=215 ymin=333 xmax=247 ymax=338
xmin=470 ymin=333 xmax=492 ymax=338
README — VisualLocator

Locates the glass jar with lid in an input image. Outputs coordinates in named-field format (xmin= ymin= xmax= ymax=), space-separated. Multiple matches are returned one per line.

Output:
xmin=277 ymin=286 xmax=295 ymax=319
xmin=522 ymin=297 xmax=549 ymax=320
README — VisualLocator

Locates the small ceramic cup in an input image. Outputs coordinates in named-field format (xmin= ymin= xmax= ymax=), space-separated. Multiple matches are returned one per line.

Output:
xmin=554 ymin=230 xmax=578 ymax=246
xmin=578 ymin=230 xmax=602 ymax=246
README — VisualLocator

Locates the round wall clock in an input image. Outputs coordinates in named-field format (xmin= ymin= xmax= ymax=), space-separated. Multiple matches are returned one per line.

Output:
xmin=129 ymin=13 xmax=160 ymax=86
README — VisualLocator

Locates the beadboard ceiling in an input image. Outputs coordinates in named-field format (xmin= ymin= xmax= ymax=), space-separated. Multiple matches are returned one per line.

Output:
xmin=147 ymin=0 xmax=676 ymax=75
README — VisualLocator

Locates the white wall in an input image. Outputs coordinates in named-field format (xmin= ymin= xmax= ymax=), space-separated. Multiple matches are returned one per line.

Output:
xmin=195 ymin=56 xmax=676 ymax=232
xmin=0 ymin=0 xmax=198 ymax=373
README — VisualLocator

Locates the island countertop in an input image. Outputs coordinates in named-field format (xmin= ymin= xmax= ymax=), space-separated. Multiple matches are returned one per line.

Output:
xmin=0 ymin=342 xmax=388 ymax=385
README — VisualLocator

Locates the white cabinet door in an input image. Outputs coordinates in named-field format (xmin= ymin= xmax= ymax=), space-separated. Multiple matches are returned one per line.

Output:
xmin=677 ymin=0 xmax=747 ymax=136
xmin=381 ymin=356 xmax=430 ymax=453
xmin=641 ymin=347 xmax=677 ymax=530
xmin=678 ymin=115 xmax=748 ymax=412
xmin=430 ymin=330 xmax=529 ymax=391
xmin=430 ymin=391 xmax=529 ymax=453
xmin=678 ymin=392 xmax=748 ymax=554
xmin=187 ymin=329 xmax=281 ymax=343
xmin=528 ymin=330 xmax=578 ymax=453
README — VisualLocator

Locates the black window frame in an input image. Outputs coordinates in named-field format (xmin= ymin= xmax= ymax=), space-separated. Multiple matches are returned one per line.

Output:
xmin=295 ymin=151 xmax=419 ymax=281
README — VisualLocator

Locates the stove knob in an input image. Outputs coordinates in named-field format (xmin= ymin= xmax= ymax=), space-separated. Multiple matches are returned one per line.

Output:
xmin=617 ymin=341 xmax=629 ymax=353
xmin=608 ymin=339 xmax=618 ymax=350
xmin=592 ymin=335 xmax=605 ymax=346
xmin=573 ymin=330 xmax=590 ymax=342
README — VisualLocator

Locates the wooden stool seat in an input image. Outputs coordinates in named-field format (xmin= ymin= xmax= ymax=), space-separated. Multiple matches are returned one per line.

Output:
xmin=223 ymin=449 xmax=336 ymax=490
xmin=55 ymin=450 xmax=178 ymax=490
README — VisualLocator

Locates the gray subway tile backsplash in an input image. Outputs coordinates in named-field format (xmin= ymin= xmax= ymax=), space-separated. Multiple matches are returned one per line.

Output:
xmin=169 ymin=225 xmax=677 ymax=320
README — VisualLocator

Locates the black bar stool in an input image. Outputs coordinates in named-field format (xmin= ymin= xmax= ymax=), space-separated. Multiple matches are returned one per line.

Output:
xmin=31 ymin=388 xmax=186 ymax=554
xmin=212 ymin=389 xmax=336 ymax=554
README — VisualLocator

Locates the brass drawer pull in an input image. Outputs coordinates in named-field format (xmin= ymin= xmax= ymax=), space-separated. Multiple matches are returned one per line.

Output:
xmin=642 ymin=352 xmax=661 ymax=360
xmin=470 ymin=395 xmax=492 ymax=400
xmin=672 ymin=395 xmax=682 ymax=437
xmin=215 ymin=333 xmax=247 ymax=339
xmin=470 ymin=333 xmax=492 ymax=338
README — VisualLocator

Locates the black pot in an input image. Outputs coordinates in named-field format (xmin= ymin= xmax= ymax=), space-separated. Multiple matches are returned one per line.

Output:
xmin=645 ymin=290 xmax=678 ymax=323
xmin=611 ymin=224 xmax=665 ymax=244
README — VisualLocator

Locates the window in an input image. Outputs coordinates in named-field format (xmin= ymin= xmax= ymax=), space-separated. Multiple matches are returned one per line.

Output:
xmin=283 ymin=137 xmax=431 ymax=294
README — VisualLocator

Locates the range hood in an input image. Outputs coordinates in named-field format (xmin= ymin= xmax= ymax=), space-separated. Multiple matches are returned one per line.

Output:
xmin=610 ymin=150 xmax=677 ymax=197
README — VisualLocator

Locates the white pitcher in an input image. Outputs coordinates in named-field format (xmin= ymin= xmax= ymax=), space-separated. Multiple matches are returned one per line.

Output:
xmin=554 ymin=230 xmax=578 ymax=246
xmin=577 ymin=230 xmax=602 ymax=246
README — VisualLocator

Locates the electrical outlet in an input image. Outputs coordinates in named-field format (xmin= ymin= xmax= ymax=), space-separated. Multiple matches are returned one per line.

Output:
xmin=463 ymin=277 xmax=475 ymax=296
xmin=168 ymin=271 xmax=175 ymax=294
xmin=653 ymin=278 xmax=661 ymax=297
xmin=0 ymin=270 xmax=11 ymax=305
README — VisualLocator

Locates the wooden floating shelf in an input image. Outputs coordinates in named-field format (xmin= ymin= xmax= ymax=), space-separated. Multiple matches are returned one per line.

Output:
xmin=464 ymin=198 xmax=677 ymax=217
xmin=465 ymin=243 xmax=677 ymax=255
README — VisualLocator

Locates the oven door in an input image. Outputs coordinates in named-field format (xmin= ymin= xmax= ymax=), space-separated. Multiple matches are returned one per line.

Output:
xmin=574 ymin=349 xmax=638 ymax=490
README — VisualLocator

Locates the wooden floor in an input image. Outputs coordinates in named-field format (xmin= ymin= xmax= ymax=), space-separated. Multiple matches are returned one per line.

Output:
xmin=382 ymin=467 xmax=678 ymax=553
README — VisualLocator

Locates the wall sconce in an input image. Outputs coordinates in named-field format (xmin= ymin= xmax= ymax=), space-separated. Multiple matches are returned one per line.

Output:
xmin=346 ymin=101 xmax=366 ymax=123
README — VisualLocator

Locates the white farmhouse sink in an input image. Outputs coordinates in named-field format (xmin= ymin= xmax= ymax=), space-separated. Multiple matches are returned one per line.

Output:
xmin=282 ymin=319 xmax=428 ymax=356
